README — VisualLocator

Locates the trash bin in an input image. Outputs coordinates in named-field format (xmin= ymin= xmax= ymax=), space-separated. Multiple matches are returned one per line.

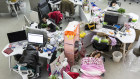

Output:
xmin=112 ymin=51 xmax=122 ymax=62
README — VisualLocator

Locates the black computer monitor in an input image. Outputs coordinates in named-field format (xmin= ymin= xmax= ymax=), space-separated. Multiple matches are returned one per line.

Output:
xmin=7 ymin=30 xmax=27 ymax=43
xmin=104 ymin=14 xmax=119 ymax=25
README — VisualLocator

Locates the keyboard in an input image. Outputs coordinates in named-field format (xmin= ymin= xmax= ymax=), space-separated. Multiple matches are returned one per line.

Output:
xmin=107 ymin=10 xmax=118 ymax=12
xmin=103 ymin=25 xmax=117 ymax=30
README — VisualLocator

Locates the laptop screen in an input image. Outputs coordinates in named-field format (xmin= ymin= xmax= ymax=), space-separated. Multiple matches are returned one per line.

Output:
xmin=7 ymin=30 xmax=27 ymax=43
xmin=28 ymin=33 xmax=43 ymax=44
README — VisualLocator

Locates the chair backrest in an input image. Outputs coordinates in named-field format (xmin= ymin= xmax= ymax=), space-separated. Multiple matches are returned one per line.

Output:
xmin=38 ymin=0 xmax=51 ymax=21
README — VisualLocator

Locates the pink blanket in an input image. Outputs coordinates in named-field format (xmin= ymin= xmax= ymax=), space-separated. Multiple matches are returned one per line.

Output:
xmin=80 ymin=57 xmax=105 ymax=79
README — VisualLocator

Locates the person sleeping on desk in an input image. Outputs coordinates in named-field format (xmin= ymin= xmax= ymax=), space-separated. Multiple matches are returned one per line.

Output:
xmin=38 ymin=15 xmax=56 ymax=32
xmin=105 ymin=0 xmax=120 ymax=11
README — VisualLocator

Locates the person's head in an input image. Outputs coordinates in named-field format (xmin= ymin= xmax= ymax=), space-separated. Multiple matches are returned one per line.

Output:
xmin=110 ymin=0 xmax=117 ymax=7
xmin=41 ymin=15 xmax=49 ymax=23
xmin=90 ymin=51 xmax=101 ymax=58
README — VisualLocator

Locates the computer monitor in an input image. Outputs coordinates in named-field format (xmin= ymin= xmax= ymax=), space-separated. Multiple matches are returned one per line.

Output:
xmin=7 ymin=30 xmax=27 ymax=43
xmin=104 ymin=14 xmax=119 ymax=25
xmin=24 ymin=15 xmax=30 ymax=27
xmin=28 ymin=33 xmax=43 ymax=44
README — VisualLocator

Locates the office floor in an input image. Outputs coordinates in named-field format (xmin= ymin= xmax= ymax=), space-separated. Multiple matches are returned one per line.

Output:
xmin=0 ymin=0 xmax=140 ymax=79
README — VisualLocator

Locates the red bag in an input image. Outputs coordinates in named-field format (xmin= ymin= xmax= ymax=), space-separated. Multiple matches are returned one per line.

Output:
xmin=48 ymin=11 xmax=63 ymax=24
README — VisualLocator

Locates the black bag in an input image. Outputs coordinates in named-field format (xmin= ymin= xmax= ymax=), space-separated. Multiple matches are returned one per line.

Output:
xmin=48 ymin=23 xmax=56 ymax=32
xmin=85 ymin=22 xmax=96 ymax=30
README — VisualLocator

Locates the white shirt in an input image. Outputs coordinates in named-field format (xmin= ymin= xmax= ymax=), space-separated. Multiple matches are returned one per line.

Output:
xmin=107 ymin=4 xmax=120 ymax=11
xmin=104 ymin=4 xmax=120 ymax=11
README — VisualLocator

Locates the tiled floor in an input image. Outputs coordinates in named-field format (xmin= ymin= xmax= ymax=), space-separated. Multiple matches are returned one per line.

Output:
xmin=0 ymin=0 xmax=140 ymax=79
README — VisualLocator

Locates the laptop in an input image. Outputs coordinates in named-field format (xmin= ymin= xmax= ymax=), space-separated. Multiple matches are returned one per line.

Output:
xmin=28 ymin=33 xmax=44 ymax=46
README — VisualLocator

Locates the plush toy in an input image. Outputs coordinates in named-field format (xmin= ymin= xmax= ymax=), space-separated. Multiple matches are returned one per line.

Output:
xmin=80 ymin=31 xmax=86 ymax=38
xmin=50 ymin=38 xmax=56 ymax=45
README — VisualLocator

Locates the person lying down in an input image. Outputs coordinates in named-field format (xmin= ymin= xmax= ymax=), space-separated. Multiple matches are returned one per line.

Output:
xmin=78 ymin=51 xmax=105 ymax=79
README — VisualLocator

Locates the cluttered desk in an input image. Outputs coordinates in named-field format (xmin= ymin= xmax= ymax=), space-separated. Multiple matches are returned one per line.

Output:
xmin=1 ymin=0 xmax=139 ymax=79
xmin=2 ymin=30 xmax=59 ymax=70
xmin=79 ymin=1 xmax=136 ymax=60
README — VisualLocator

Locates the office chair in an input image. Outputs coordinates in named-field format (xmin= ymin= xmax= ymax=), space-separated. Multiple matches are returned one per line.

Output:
xmin=38 ymin=0 xmax=52 ymax=22
xmin=60 ymin=0 xmax=75 ymax=21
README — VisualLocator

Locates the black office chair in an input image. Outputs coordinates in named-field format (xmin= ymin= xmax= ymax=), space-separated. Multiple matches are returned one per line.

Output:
xmin=38 ymin=0 xmax=52 ymax=22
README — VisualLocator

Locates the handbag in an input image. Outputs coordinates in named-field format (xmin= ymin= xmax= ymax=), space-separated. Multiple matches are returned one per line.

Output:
xmin=85 ymin=22 xmax=96 ymax=31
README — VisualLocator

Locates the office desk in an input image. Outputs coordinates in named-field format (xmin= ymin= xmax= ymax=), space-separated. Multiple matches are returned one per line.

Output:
xmin=79 ymin=2 xmax=136 ymax=60
xmin=94 ymin=28 xmax=136 ymax=60
xmin=2 ymin=41 xmax=52 ymax=70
